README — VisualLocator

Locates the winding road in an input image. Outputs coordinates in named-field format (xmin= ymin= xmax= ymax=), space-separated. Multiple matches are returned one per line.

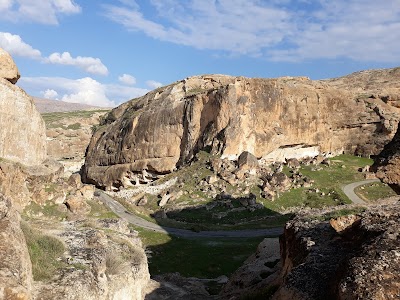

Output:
xmin=97 ymin=191 xmax=284 ymax=238
xmin=97 ymin=179 xmax=379 ymax=238
xmin=341 ymin=179 xmax=380 ymax=204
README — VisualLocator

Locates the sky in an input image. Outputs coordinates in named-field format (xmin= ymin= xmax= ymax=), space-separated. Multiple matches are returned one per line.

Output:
xmin=0 ymin=0 xmax=399 ymax=107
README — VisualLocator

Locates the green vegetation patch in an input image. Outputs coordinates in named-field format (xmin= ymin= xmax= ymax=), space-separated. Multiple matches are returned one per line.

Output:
xmin=21 ymin=222 xmax=66 ymax=281
xmin=355 ymin=182 xmax=397 ymax=201
xmin=87 ymin=199 xmax=119 ymax=219
xmin=23 ymin=202 xmax=68 ymax=221
xmin=121 ymin=154 xmax=377 ymax=231
xmin=42 ymin=109 xmax=109 ymax=129
xmin=132 ymin=226 xmax=265 ymax=278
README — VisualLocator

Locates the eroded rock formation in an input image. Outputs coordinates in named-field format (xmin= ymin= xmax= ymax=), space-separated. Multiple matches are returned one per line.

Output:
xmin=373 ymin=123 xmax=400 ymax=193
xmin=267 ymin=202 xmax=400 ymax=299
xmin=83 ymin=72 xmax=400 ymax=189
xmin=0 ymin=48 xmax=46 ymax=166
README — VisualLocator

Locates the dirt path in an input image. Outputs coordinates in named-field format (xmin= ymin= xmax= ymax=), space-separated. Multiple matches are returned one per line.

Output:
xmin=97 ymin=190 xmax=284 ymax=238
xmin=341 ymin=179 xmax=380 ymax=204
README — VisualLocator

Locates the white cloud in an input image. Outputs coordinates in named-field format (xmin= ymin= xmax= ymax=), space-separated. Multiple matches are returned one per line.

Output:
xmin=118 ymin=73 xmax=136 ymax=85
xmin=46 ymin=52 xmax=109 ymax=75
xmin=0 ymin=32 xmax=41 ymax=58
xmin=104 ymin=0 xmax=400 ymax=63
xmin=18 ymin=76 xmax=149 ymax=107
xmin=0 ymin=32 xmax=109 ymax=75
xmin=0 ymin=0 xmax=81 ymax=25
xmin=267 ymin=0 xmax=400 ymax=62
xmin=41 ymin=89 xmax=59 ymax=99
xmin=146 ymin=80 xmax=163 ymax=89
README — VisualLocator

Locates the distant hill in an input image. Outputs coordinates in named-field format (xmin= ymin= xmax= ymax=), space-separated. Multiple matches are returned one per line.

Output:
xmin=33 ymin=97 xmax=110 ymax=113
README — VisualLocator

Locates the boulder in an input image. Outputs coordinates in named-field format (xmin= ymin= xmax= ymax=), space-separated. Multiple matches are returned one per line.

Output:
xmin=238 ymin=151 xmax=259 ymax=170
xmin=65 ymin=194 xmax=91 ymax=215
xmin=78 ymin=185 xmax=95 ymax=200
xmin=0 ymin=48 xmax=20 ymax=84
xmin=329 ymin=215 xmax=361 ymax=234
xmin=68 ymin=173 xmax=83 ymax=189
xmin=136 ymin=196 xmax=148 ymax=206
xmin=0 ymin=76 xmax=46 ymax=166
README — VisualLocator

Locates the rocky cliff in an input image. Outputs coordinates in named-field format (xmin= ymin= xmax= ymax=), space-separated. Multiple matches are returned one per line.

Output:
xmin=0 ymin=48 xmax=46 ymax=166
xmin=83 ymin=72 xmax=400 ymax=189
xmin=222 ymin=201 xmax=400 ymax=299
xmin=373 ymin=121 xmax=400 ymax=193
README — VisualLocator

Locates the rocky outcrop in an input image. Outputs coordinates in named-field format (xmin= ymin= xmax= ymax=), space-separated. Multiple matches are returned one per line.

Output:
xmin=373 ymin=123 xmax=400 ymax=193
xmin=219 ymin=238 xmax=280 ymax=300
xmin=83 ymin=72 xmax=400 ymax=189
xmin=0 ymin=159 xmax=64 ymax=210
xmin=32 ymin=219 xmax=151 ymax=300
xmin=0 ymin=48 xmax=20 ymax=84
xmin=0 ymin=194 xmax=33 ymax=300
xmin=0 ymin=49 xmax=46 ymax=166
xmin=262 ymin=201 xmax=400 ymax=299
xmin=323 ymin=67 xmax=400 ymax=108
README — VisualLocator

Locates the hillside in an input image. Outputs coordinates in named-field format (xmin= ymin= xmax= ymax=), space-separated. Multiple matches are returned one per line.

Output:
xmin=33 ymin=97 xmax=108 ymax=113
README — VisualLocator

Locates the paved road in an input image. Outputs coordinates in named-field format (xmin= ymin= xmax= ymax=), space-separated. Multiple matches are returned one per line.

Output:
xmin=341 ymin=179 xmax=380 ymax=204
xmin=97 ymin=190 xmax=284 ymax=238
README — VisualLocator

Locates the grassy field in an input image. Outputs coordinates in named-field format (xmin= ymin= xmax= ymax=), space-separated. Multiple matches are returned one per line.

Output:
xmin=355 ymin=182 xmax=397 ymax=201
xmin=132 ymin=225 xmax=267 ymax=278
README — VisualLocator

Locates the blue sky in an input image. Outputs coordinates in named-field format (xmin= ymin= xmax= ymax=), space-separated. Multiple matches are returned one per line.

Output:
xmin=0 ymin=0 xmax=399 ymax=107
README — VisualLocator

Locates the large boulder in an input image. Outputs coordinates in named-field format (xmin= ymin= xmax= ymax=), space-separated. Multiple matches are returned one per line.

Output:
xmin=83 ymin=71 xmax=400 ymax=189
xmin=0 ymin=49 xmax=46 ymax=166
xmin=0 ymin=48 xmax=20 ymax=84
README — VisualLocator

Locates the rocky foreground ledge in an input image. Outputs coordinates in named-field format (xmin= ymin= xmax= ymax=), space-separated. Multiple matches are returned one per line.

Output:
xmin=219 ymin=199 xmax=400 ymax=299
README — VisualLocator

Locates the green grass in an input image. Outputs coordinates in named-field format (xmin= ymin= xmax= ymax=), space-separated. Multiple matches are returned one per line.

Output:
xmin=264 ymin=154 xmax=374 ymax=211
xmin=41 ymin=109 xmax=110 ymax=123
xmin=132 ymin=225 xmax=266 ymax=278
xmin=23 ymin=202 xmax=68 ymax=221
xmin=21 ymin=222 xmax=66 ymax=281
xmin=355 ymin=182 xmax=397 ymax=201
xmin=87 ymin=199 xmax=119 ymax=219
xmin=120 ymin=154 xmax=375 ymax=231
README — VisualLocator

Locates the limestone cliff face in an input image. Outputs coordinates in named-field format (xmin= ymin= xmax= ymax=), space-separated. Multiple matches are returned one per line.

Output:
xmin=0 ymin=49 xmax=46 ymax=166
xmin=83 ymin=73 xmax=399 ymax=188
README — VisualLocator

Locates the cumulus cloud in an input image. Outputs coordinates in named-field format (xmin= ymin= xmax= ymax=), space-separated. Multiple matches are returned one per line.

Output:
xmin=118 ymin=73 xmax=136 ymax=85
xmin=146 ymin=80 xmax=163 ymax=89
xmin=0 ymin=32 xmax=109 ymax=75
xmin=41 ymin=89 xmax=59 ymax=99
xmin=103 ymin=0 xmax=400 ymax=62
xmin=46 ymin=52 xmax=109 ymax=75
xmin=0 ymin=32 xmax=41 ymax=58
xmin=0 ymin=0 xmax=81 ymax=25
xmin=19 ymin=76 xmax=149 ymax=107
